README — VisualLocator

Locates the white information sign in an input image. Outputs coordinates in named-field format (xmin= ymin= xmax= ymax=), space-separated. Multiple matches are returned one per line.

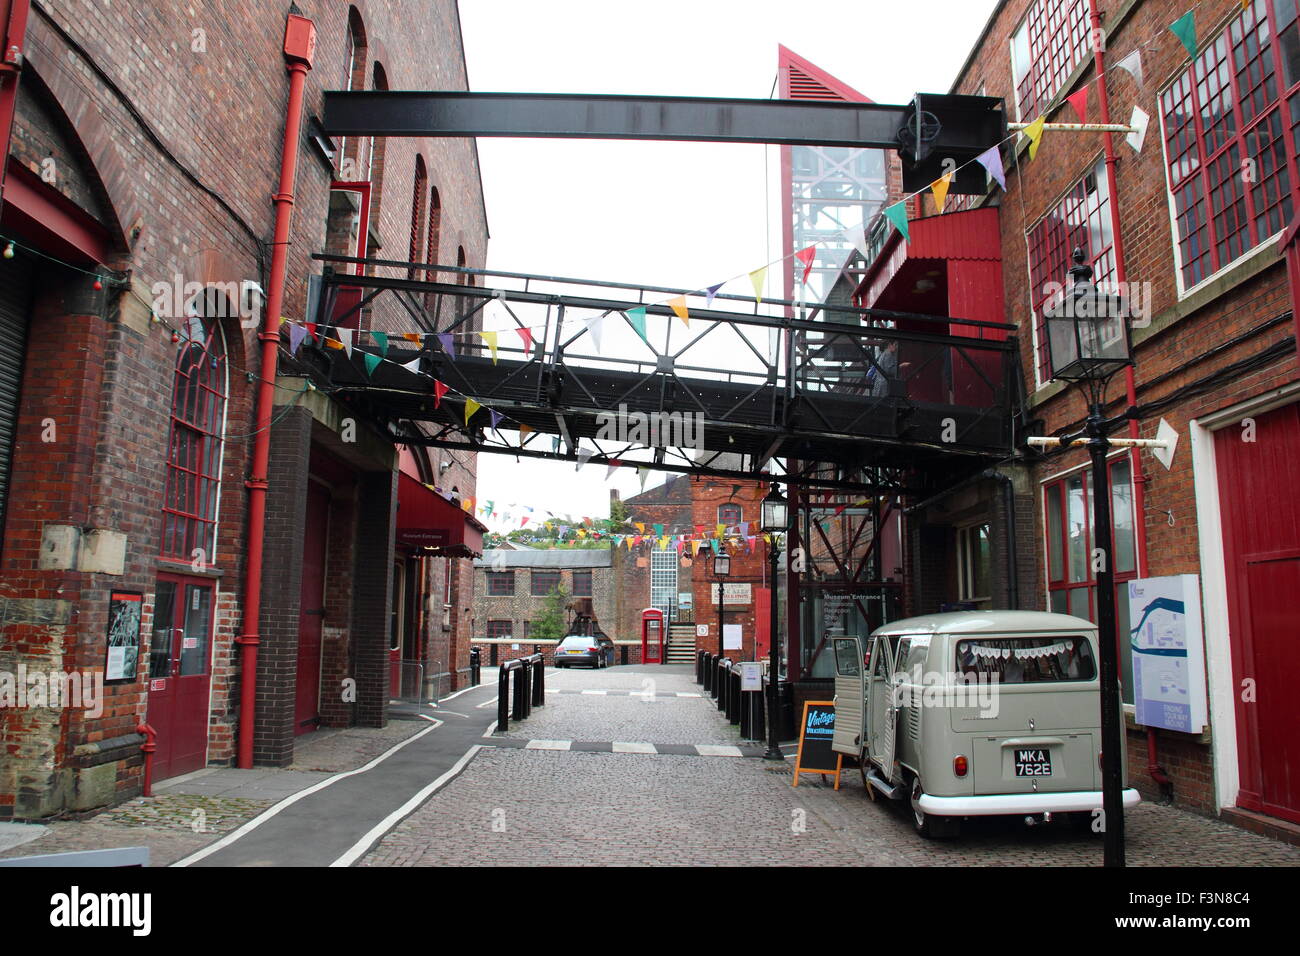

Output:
xmin=740 ymin=661 xmax=763 ymax=692
xmin=723 ymin=623 xmax=742 ymax=650
xmin=696 ymin=624 xmax=709 ymax=638
xmin=711 ymin=583 xmax=752 ymax=606
xmin=1127 ymin=574 xmax=1206 ymax=734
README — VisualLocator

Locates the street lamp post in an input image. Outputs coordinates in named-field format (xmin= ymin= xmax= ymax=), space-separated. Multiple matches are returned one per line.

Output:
xmin=713 ymin=543 xmax=730 ymax=660
xmin=1042 ymin=247 xmax=1135 ymax=868
xmin=761 ymin=483 xmax=789 ymax=761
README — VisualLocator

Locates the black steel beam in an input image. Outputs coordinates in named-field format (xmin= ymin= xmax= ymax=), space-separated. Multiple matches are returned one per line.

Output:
xmin=324 ymin=91 xmax=911 ymax=148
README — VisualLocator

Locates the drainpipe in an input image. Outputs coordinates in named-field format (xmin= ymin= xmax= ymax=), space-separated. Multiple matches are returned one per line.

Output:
xmin=237 ymin=14 xmax=315 ymax=769
xmin=1088 ymin=0 xmax=1170 ymax=796
xmin=0 ymin=0 xmax=31 ymax=214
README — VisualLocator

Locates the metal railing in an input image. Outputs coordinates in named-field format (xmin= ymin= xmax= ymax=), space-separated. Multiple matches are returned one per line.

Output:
xmin=496 ymin=653 xmax=546 ymax=733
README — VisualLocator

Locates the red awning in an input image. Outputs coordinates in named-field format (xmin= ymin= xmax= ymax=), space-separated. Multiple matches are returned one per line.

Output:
xmin=396 ymin=472 xmax=485 ymax=557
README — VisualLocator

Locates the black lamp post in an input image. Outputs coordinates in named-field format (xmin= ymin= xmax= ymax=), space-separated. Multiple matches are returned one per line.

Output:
xmin=713 ymin=542 xmax=730 ymax=659
xmin=760 ymin=483 xmax=789 ymax=760
xmin=1043 ymin=247 xmax=1135 ymax=868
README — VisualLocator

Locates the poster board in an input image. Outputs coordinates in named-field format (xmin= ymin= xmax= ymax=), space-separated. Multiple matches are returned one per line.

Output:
xmin=723 ymin=623 xmax=742 ymax=650
xmin=105 ymin=591 xmax=143 ymax=683
xmin=1127 ymin=574 xmax=1207 ymax=733
xmin=792 ymin=700 xmax=842 ymax=789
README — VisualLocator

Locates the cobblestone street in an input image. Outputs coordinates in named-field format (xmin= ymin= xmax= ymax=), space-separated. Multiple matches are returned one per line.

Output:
xmin=362 ymin=665 xmax=1300 ymax=867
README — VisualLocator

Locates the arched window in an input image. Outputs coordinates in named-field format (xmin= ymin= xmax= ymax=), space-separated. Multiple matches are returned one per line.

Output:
xmin=161 ymin=301 xmax=228 ymax=562
xmin=339 ymin=8 xmax=368 ymax=179
xmin=456 ymin=245 xmax=466 ymax=284
xmin=425 ymin=186 xmax=441 ymax=268
xmin=407 ymin=156 xmax=427 ymax=279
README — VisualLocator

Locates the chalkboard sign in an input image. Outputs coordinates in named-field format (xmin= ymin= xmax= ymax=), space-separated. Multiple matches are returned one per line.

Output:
xmin=792 ymin=700 xmax=842 ymax=789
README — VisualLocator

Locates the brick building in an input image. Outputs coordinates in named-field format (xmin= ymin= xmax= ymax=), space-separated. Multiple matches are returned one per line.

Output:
xmin=0 ymin=0 xmax=487 ymax=817
xmin=866 ymin=0 xmax=1300 ymax=832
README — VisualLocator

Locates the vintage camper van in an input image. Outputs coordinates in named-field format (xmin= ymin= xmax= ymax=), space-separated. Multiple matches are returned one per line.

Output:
xmin=831 ymin=611 xmax=1140 ymax=838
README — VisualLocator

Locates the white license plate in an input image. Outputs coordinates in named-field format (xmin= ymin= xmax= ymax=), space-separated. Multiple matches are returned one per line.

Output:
xmin=1014 ymin=748 xmax=1052 ymax=776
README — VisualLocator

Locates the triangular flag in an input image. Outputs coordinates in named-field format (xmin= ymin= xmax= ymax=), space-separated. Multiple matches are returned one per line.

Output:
xmin=653 ymin=523 xmax=664 ymax=537
xmin=338 ymin=327 xmax=353 ymax=357
xmin=627 ymin=306 xmax=648 ymax=344
xmin=1023 ymin=115 xmax=1046 ymax=160
xmin=489 ymin=409 xmax=503 ymax=429
xmin=883 ymin=201 xmax=910 ymax=241
xmin=705 ymin=283 xmax=723 ymax=306
xmin=576 ymin=448 xmax=594 ymax=471
xmin=840 ymin=225 xmax=869 ymax=258
xmin=401 ymin=357 xmax=421 ymax=373
xmin=288 ymin=324 xmax=309 ymax=355
xmin=403 ymin=332 xmax=422 ymax=344
xmin=323 ymin=335 xmax=345 ymax=350
xmin=363 ymin=353 xmax=381 ymax=377
xmin=931 ymin=172 xmax=953 ymax=214
xmin=1114 ymin=49 xmax=1144 ymax=87
xmin=637 ymin=466 xmax=649 ymax=490
xmin=1066 ymin=87 xmax=1089 ymax=124
xmin=605 ymin=460 xmax=621 ymax=481
xmin=583 ymin=314 xmax=605 ymax=352
xmin=437 ymin=333 xmax=456 ymax=358
xmin=975 ymin=146 xmax=1006 ymax=191
xmin=634 ymin=522 xmax=645 ymax=533
xmin=1169 ymin=11 xmax=1196 ymax=58
xmin=716 ymin=523 xmax=726 ymax=538
xmin=371 ymin=331 xmax=389 ymax=358
xmin=1127 ymin=105 xmax=1151 ymax=153
xmin=519 ymin=423 xmax=534 ymax=439
xmin=464 ymin=398 xmax=480 ymax=425
xmin=479 ymin=331 xmax=498 ymax=364
xmin=794 ymin=246 xmax=816 ymax=285
xmin=433 ymin=380 xmax=448 ymax=409
xmin=667 ymin=296 xmax=689 ymax=326
xmin=748 ymin=266 xmax=766 ymax=303
xmin=517 ymin=327 xmax=533 ymax=354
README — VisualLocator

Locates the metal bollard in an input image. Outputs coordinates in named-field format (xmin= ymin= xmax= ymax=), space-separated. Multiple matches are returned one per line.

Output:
xmin=513 ymin=661 xmax=529 ymax=720
xmin=702 ymin=652 xmax=713 ymax=693
xmin=497 ymin=661 xmax=517 ymax=732
xmin=491 ymin=643 xmax=499 ymax=666
xmin=470 ymin=647 xmax=481 ymax=687
xmin=695 ymin=650 xmax=703 ymax=684
xmin=530 ymin=653 xmax=545 ymax=707
xmin=716 ymin=659 xmax=728 ymax=711
xmin=729 ymin=669 xmax=741 ymax=725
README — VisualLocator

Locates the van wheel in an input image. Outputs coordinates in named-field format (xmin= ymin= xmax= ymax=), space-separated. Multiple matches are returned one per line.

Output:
xmin=909 ymin=777 xmax=959 ymax=839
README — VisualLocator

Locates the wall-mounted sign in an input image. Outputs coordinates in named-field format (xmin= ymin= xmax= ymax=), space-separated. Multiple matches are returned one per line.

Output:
xmin=710 ymin=583 xmax=752 ymax=606
xmin=723 ymin=623 xmax=742 ymax=650
xmin=105 ymin=591 xmax=143 ymax=683
xmin=1127 ymin=574 xmax=1206 ymax=734
xmin=696 ymin=624 xmax=709 ymax=638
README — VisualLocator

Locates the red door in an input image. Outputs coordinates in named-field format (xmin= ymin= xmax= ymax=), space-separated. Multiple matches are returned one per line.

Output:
xmin=1215 ymin=403 xmax=1300 ymax=824
xmin=296 ymin=482 xmax=329 ymax=735
xmin=146 ymin=575 xmax=215 ymax=779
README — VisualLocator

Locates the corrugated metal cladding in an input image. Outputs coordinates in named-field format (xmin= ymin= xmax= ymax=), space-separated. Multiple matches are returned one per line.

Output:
xmin=0 ymin=249 xmax=34 ymax=549
xmin=902 ymin=207 xmax=1002 ymax=261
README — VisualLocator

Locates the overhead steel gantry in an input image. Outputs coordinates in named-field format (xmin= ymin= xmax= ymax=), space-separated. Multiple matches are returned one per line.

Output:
xmin=290 ymin=257 xmax=1020 ymax=495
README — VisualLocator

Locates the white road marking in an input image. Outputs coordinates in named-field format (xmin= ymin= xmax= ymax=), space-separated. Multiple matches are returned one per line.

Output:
xmin=675 ymin=692 xmax=703 ymax=698
xmin=171 ymin=718 xmax=444 ymax=867
xmin=580 ymin=690 xmax=607 ymax=695
xmin=694 ymin=745 xmax=744 ymax=757
xmin=611 ymin=741 xmax=657 ymax=754
xmin=524 ymin=740 xmax=572 ymax=750
xmin=330 ymin=745 xmax=483 ymax=867
xmin=475 ymin=696 xmax=499 ymax=709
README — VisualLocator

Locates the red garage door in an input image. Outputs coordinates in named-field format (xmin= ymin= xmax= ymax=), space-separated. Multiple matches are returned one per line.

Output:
xmin=1215 ymin=402 xmax=1300 ymax=825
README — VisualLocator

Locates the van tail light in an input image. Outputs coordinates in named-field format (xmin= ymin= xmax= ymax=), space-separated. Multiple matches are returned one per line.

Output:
xmin=588 ymin=646 xmax=599 ymax=653
xmin=953 ymin=755 xmax=968 ymax=777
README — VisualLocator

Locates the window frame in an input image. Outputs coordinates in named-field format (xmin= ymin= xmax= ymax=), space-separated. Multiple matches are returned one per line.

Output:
xmin=486 ymin=570 xmax=514 ymax=596
xmin=1007 ymin=0 xmax=1092 ymax=121
xmin=956 ymin=521 xmax=993 ymax=607
xmin=531 ymin=570 xmax=562 ymax=596
xmin=1158 ymin=0 xmax=1300 ymax=298
xmin=571 ymin=569 xmax=593 ymax=597
xmin=486 ymin=619 xmax=512 ymax=641
xmin=717 ymin=503 xmax=742 ymax=528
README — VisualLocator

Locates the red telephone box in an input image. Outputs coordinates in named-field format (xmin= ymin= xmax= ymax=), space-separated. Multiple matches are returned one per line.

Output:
xmin=641 ymin=608 xmax=665 ymax=665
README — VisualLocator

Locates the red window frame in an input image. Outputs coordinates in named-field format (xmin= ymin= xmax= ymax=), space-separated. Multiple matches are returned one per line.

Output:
xmin=717 ymin=503 xmax=742 ymax=528
xmin=571 ymin=569 xmax=593 ymax=597
xmin=1025 ymin=157 xmax=1115 ymax=383
xmin=1010 ymin=0 xmax=1091 ymax=120
xmin=486 ymin=570 xmax=514 ymax=596
xmin=161 ymin=313 xmax=227 ymax=562
xmin=1160 ymin=0 xmax=1300 ymax=291
xmin=486 ymin=619 xmax=512 ymax=640
xmin=531 ymin=570 xmax=561 ymax=596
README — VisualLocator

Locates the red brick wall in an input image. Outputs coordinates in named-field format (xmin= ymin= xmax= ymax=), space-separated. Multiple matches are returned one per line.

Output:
xmin=690 ymin=479 xmax=768 ymax=662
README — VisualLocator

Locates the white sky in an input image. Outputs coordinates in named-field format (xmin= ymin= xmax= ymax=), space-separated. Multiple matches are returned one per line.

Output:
xmin=458 ymin=0 xmax=1000 ymax=529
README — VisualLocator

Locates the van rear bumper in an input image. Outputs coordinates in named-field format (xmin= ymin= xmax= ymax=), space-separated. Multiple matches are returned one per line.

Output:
xmin=917 ymin=788 xmax=1141 ymax=816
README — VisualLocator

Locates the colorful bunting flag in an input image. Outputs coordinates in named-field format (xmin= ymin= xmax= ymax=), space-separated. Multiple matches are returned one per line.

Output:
xmin=794 ymin=246 xmax=816 ymax=285
xmin=1023 ymin=115 xmax=1046 ymax=161
xmin=437 ymin=333 xmax=455 ymax=358
xmin=627 ymin=306 xmax=648 ymax=344
xmin=338 ymin=327 xmax=353 ymax=358
xmin=576 ymin=448 xmax=594 ymax=471
xmin=1169 ymin=11 xmax=1196 ymax=58
xmin=748 ymin=266 xmax=766 ymax=303
xmin=1127 ymin=105 xmax=1150 ymax=153
xmin=371 ymin=331 xmax=388 ymax=358
xmin=519 ymin=423 xmax=534 ymax=439
xmin=363 ymin=353 xmax=381 ymax=377
xmin=464 ymin=397 xmax=480 ymax=425
xmin=489 ymin=409 xmax=503 ymax=429
xmin=637 ymin=466 xmax=649 ymax=490
xmin=1066 ymin=87 xmax=1089 ymax=124
xmin=975 ymin=145 xmax=1006 ymax=191
xmin=479 ymin=331 xmax=498 ymax=364
xmin=1114 ymin=49 xmax=1144 ymax=87
xmin=883 ymin=201 xmax=910 ymax=241
xmin=931 ymin=172 xmax=953 ymax=214
xmin=667 ymin=296 xmax=689 ymax=327
xmin=840 ymin=225 xmax=869 ymax=259
xmin=605 ymin=460 xmax=621 ymax=481
xmin=403 ymin=332 xmax=422 ymax=345
xmin=401 ymin=357 xmax=421 ymax=373
xmin=705 ymin=283 xmax=723 ymax=306
xmin=517 ymin=327 xmax=533 ymax=354
xmin=583 ymin=314 xmax=605 ymax=352
xmin=288 ymin=324 xmax=309 ymax=355
xmin=433 ymin=380 xmax=448 ymax=409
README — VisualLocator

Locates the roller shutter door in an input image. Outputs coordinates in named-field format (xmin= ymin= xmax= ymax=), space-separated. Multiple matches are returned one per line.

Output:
xmin=0 ymin=248 xmax=34 ymax=546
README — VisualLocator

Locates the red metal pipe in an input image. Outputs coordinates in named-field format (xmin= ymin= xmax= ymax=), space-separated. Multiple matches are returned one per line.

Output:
xmin=237 ymin=15 xmax=315 ymax=769
xmin=136 ymin=722 xmax=157 ymax=797
xmin=1088 ymin=0 xmax=1169 ymax=791
xmin=0 ymin=0 xmax=32 ymax=213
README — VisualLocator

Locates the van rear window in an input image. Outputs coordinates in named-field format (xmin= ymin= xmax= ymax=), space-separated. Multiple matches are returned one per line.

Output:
xmin=954 ymin=636 xmax=1096 ymax=684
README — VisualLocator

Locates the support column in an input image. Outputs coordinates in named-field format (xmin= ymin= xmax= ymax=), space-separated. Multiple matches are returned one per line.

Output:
xmin=352 ymin=468 xmax=397 ymax=727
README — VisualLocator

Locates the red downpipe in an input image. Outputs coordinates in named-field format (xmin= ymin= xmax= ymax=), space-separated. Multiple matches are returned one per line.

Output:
xmin=0 ymin=0 xmax=32 ymax=213
xmin=237 ymin=15 xmax=315 ymax=769
xmin=1088 ymin=0 xmax=1169 ymax=791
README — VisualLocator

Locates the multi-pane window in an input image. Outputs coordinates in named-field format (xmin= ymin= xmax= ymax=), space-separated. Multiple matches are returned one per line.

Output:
xmin=162 ymin=311 xmax=227 ymax=561
xmin=486 ymin=620 xmax=512 ymax=640
xmin=1160 ymin=0 xmax=1300 ymax=292
xmin=650 ymin=550 xmax=677 ymax=621
xmin=1025 ymin=157 xmax=1115 ymax=384
xmin=1009 ymin=0 xmax=1091 ymax=120
xmin=531 ymin=570 xmax=561 ymax=596
xmin=486 ymin=571 xmax=514 ymax=596
xmin=571 ymin=570 xmax=592 ymax=597
xmin=718 ymin=503 xmax=742 ymax=528
xmin=957 ymin=523 xmax=992 ymax=608
xmin=1043 ymin=457 xmax=1138 ymax=704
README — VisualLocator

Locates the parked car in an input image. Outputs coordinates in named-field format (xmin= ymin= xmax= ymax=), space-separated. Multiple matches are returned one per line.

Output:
xmin=831 ymin=610 xmax=1140 ymax=838
xmin=553 ymin=633 xmax=613 ymax=668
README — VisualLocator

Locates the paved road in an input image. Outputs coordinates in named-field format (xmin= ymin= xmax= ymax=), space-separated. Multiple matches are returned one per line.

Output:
xmin=359 ymin=664 xmax=1300 ymax=867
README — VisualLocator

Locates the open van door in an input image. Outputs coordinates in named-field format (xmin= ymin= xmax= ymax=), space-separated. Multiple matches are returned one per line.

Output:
xmin=831 ymin=637 xmax=864 ymax=757
xmin=865 ymin=635 xmax=900 ymax=784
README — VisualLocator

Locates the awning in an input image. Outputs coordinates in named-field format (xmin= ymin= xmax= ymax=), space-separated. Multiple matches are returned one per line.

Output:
xmin=396 ymin=472 xmax=485 ymax=557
